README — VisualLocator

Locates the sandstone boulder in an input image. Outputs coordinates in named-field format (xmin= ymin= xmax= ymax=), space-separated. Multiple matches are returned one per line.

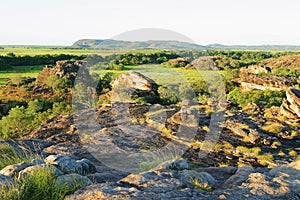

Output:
xmin=0 ymin=161 xmax=35 ymax=177
xmin=222 ymin=166 xmax=254 ymax=188
xmin=280 ymin=87 xmax=300 ymax=118
xmin=18 ymin=164 xmax=63 ymax=179
xmin=239 ymin=71 xmax=298 ymax=91
xmin=111 ymin=71 xmax=159 ymax=103
xmin=240 ymin=65 xmax=271 ymax=75
xmin=45 ymin=154 xmax=96 ymax=175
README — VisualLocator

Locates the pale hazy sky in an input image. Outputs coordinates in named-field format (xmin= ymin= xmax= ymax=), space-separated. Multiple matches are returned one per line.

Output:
xmin=1 ymin=0 xmax=299 ymax=45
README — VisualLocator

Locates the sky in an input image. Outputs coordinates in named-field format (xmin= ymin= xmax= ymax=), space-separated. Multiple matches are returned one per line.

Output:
xmin=0 ymin=0 xmax=300 ymax=46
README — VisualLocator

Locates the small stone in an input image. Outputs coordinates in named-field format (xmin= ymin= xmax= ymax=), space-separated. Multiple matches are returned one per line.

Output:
xmin=0 ymin=161 xmax=34 ymax=177
xmin=18 ymin=164 xmax=63 ymax=179
xmin=168 ymin=159 xmax=189 ymax=170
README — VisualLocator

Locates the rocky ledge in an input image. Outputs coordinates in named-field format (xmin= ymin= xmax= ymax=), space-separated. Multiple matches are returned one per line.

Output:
xmin=281 ymin=88 xmax=300 ymax=119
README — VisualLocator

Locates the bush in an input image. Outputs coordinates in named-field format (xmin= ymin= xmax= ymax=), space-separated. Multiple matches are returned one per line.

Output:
xmin=227 ymin=88 xmax=285 ymax=108
xmin=46 ymin=75 xmax=71 ymax=92
xmin=0 ymin=100 xmax=72 ymax=139
xmin=157 ymin=86 xmax=178 ymax=105
xmin=0 ymin=106 xmax=35 ymax=139
xmin=96 ymin=72 xmax=113 ymax=94
xmin=134 ymin=97 xmax=147 ymax=104
xmin=261 ymin=122 xmax=283 ymax=134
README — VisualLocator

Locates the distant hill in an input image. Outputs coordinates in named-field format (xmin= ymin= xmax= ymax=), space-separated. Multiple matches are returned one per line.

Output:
xmin=72 ymin=39 xmax=205 ymax=50
xmin=206 ymin=44 xmax=300 ymax=51
xmin=72 ymin=39 xmax=300 ymax=51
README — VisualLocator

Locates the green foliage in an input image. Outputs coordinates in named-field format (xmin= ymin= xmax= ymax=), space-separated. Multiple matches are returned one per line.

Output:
xmin=134 ymin=97 xmax=147 ymax=104
xmin=0 ymin=167 xmax=84 ymax=200
xmin=46 ymin=75 xmax=71 ymax=92
xmin=260 ymin=67 xmax=300 ymax=78
xmin=191 ymin=178 xmax=213 ymax=192
xmin=51 ymin=102 xmax=72 ymax=116
xmin=261 ymin=122 xmax=283 ymax=134
xmin=0 ymin=54 xmax=86 ymax=68
xmin=107 ymin=52 xmax=179 ymax=70
xmin=0 ymin=100 xmax=71 ymax=139
xmin=227 ymin=88 xmax=285 ymax=108
xmin=0 ymin=106 xmax=35 ymax=139
xmin=27 ymin=99 xmax=52 ymax=113
xmin=108 ymin=61 xmax=124 ymax=70
xmin=96 ymin=72 xmax=113 ymax=93
xmin=198 ymin=94 xmax=209 ymax=105
xmin=157 ymin=86 xmax=178 ymax=105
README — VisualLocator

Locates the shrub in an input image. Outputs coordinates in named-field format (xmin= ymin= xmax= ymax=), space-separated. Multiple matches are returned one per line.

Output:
xmin=256 ymin=153 xmax=274 ymax=166
xmin=227 ymin=88 xmax=285 ymax=108
xmin=289 ymin=150 xmax=298 ymax=157
xmin=0 ymin=100 xmax=72 ymax=139
xmin=261 ymin=122 xmax=283 ymax=134
xmin=0 ymin=106 xmax=34 ymax=139
xmin=96 ymin=72 xmax=113 ymax=94
xmin=191 ymin=178 xmax=212 ymax=192
xmin=134 ymin=97 xmax=147 ymax=104
xmin=46 ymin=75 xmax=71 ymax=92
xmin=157 ymin=86 xmax=178 ymax=105
xmin=198 ymin=94 xmax=209 ymax=105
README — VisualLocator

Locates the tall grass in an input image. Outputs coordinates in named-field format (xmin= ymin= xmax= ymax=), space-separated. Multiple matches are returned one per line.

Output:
xmin=0 ymin=144 xmax=84 ymax=200
xmin=0 ymin=143 xmax=33 ymax=170
xmin=0 ymin=167 xmax=83 ymax=200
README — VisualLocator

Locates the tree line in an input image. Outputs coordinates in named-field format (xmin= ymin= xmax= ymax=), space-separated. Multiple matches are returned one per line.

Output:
xmin=0 ymin=53 xmax=87 ymax=70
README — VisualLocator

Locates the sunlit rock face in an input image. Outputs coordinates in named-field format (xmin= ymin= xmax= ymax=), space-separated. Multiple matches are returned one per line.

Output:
xmin=36 ymin=60 xmax=85 ymax=86
xmin=239 ymin=65 xmax=298 ymax=91
xmin=281 ymin=87 xmax=300 ymax=119
xmin=111 ymin=71 xmax=159 ymax=103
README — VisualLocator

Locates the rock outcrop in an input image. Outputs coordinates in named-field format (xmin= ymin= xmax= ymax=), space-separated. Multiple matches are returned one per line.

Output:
xmin=239 ymin=72 xmax=298 ymax=91
xmin=36 ymin=60 xmax=85 ymax=86
xmin=280 ymin=87 xmax=300 ymax=119
xmin=111 ymin=71 xmax=159 ymax=103
xmin=0 ymin=154 xmax=97 ymax=188
xmin=239 ymin=64 xmax=298 ymax=91
xmin=65 ymin=159 xmax=300 ymax=200
xmin=191 ymin=56 xmax=220 ymax=70
xmin=240 ymin=65 xmax=271 ymax=75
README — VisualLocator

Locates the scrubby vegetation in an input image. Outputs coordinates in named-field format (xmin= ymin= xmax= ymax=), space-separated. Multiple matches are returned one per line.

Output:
xmin=107 ymin=52 xmax=179 ymax=70
xmin=0 ymin=54 xmax=86 ymax=70
xmin=0 ymin=100 xmax=71 ymax=139
xmin=0 ymin=144 xmax=83 ymax=200
xmin=0 ymin=143 xmax=34 ymax=169
xmin=227 ymin=88 xmax=285 ymax=108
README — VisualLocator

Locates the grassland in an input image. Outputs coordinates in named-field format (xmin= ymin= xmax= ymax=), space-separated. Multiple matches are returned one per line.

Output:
xmin=91 ymin=64 xmax=224 ymax=87
xmin=0 ymin=46 xmax=161 ymax=56
xmin=0 ymin=65 xmax=43 ymax=85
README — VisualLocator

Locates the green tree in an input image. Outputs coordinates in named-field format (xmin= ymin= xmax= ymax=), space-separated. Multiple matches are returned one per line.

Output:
xmin=0 ymin=106 xmax=34 ymax=139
